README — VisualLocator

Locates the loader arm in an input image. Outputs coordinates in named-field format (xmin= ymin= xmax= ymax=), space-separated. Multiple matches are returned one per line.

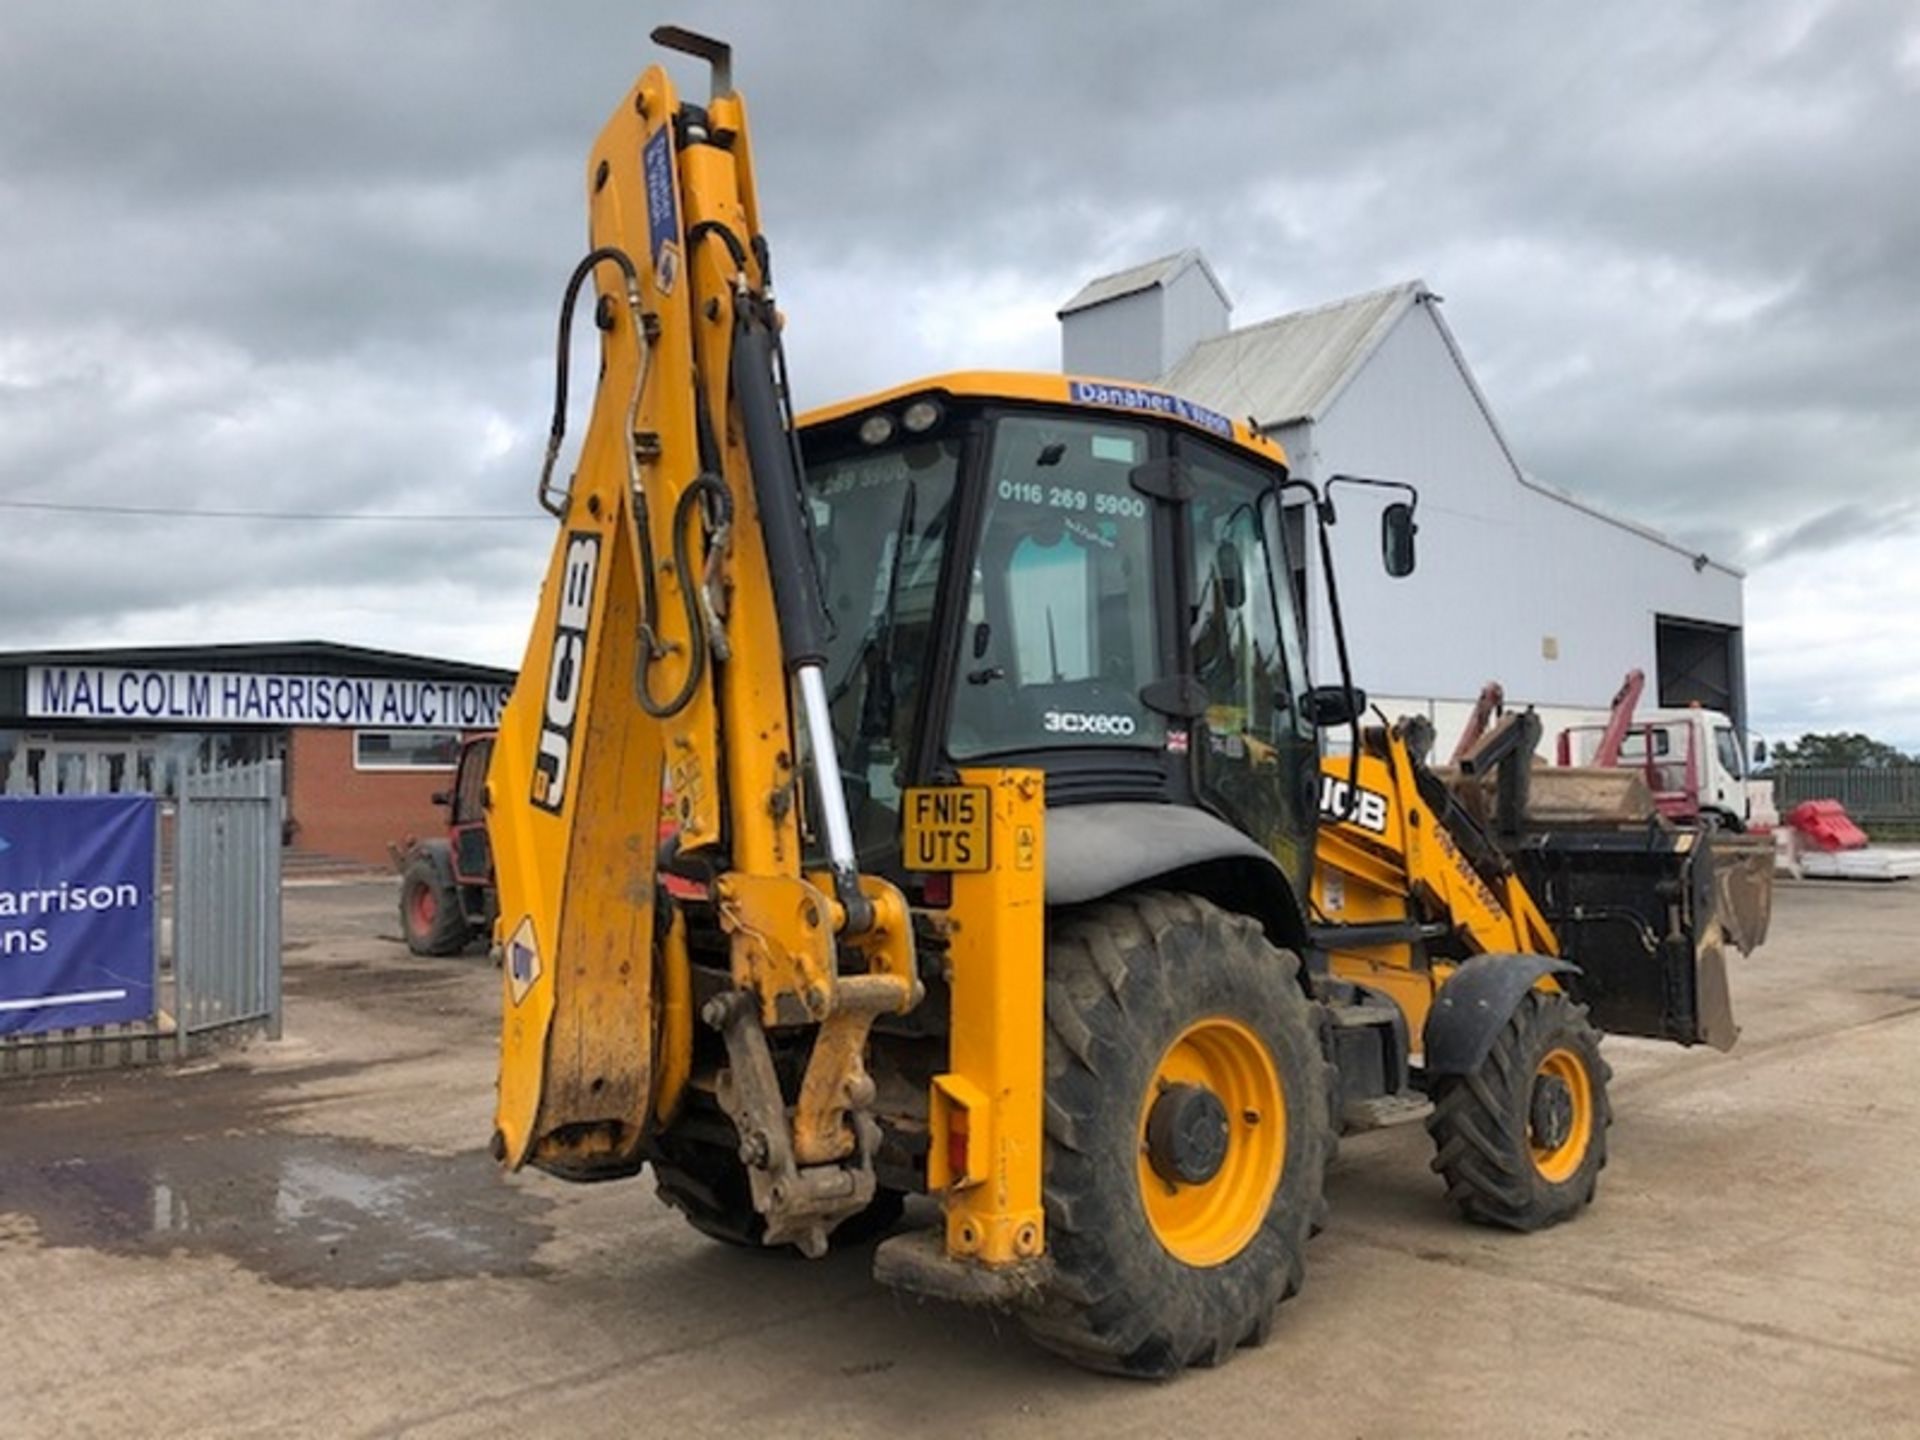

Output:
xmin=1312 ymin=723 xmax=1560 ymax=1044
xmin=489 ymin=30 xmax=915 ymax=1250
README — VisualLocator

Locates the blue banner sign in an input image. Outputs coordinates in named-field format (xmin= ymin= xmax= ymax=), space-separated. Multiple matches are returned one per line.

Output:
xmin=0 ymin=795 xmax=157 ymax=1036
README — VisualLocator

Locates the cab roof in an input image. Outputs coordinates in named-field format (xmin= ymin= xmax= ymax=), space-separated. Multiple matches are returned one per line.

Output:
xmin=798 ymin=370 xmax=1288 ymax=468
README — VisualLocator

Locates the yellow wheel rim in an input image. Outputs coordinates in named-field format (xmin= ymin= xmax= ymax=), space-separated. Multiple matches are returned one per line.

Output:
xmin=1137 ymin=1017 xmax=1286 ymax=1268
xmin=1529 ymin=1047 xmax=1594 ymax=1184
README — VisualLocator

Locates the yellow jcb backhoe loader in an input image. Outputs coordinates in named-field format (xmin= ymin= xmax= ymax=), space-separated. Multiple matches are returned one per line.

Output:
xmin=487 ymin=29 xmax=1772 ymax=1376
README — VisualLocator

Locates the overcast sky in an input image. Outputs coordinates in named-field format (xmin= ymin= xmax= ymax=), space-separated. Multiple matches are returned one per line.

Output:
xmin=1 ymin=1 xmax=1915 ymax=745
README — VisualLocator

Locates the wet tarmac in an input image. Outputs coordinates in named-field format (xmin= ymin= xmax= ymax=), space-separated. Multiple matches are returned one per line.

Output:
xmin=0 ymin=1060 xmax=550 ymax=1288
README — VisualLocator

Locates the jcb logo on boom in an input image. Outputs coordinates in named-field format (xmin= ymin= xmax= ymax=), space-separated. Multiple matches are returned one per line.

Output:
xmin=531 ymin=533 xmax=599 ymax=814
xmin=1318 ymin=775 xmax=1390 ymax=835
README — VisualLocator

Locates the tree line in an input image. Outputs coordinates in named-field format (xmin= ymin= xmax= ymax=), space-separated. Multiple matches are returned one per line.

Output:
xmin=1767 ymin=733 xmax=1918 ymax=769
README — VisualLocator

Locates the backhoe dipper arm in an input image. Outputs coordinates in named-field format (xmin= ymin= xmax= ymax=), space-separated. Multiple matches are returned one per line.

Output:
xmin=489 ymin=30 xmax=914 ymax=1208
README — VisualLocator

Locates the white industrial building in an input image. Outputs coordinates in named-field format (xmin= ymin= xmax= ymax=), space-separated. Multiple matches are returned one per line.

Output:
xmin=1059 ymin=251 xmax=1747 ymax=752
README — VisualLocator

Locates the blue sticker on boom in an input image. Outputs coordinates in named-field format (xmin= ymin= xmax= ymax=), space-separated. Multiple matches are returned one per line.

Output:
xmin=1067 ymin=380 xmax=1235 ymax=437
xmin=642 ymin=126 xmax=681 ymax=295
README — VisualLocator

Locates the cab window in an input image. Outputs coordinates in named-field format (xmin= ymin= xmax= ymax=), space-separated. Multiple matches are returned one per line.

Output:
xmin=949 ymin=414 xmax=1160 ymax=757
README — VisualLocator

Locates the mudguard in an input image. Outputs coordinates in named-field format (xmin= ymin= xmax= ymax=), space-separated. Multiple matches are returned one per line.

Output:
xmin=1045 ymin=802 xmax=1283 ymax=906
xmin=1424 ymin=953 xmax=1577 ymax=1076
xmin=404 ymin=837 xmax=457 ymax=891
xmin=1043 ymin=801 xmax=1308 ymax=947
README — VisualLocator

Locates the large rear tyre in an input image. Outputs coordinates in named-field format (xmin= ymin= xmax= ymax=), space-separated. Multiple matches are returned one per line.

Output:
xmin=399 ymin=856 xmax=469 ymax=957
xmin=1021 ymin=891 xmax=1333 ymax=1378
xmin=650 ymin=1135 xmax=905 ymax=1251
xmin=1427 ymin=988 xmax=1612 ymax=1231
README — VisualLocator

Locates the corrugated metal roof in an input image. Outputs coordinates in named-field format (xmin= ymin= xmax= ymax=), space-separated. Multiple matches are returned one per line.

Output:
xmin=1161 ymin=280 xmax=1426 ymax=428
xmin=1057 ymin=248 xmax=1228 ymax=317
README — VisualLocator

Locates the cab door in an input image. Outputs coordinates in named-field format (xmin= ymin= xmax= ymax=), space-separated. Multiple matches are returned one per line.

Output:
xmin=449 ymin=735 xmax=494 ymax=887
xmin=1178 ymin=439 xmax=1317 ymax=895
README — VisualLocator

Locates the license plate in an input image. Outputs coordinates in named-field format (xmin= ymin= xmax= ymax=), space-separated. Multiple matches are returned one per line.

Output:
xmin=901 ymin=786 xmax=990 ymax=872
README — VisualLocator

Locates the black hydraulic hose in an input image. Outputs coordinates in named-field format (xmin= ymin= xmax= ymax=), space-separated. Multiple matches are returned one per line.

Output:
xmin=687 ymin=219 xmax=749 ymax=272
xmin=538 ymin=246 xmax=644 ymax=517
xmin=538 ymin=245 xmax=728 ymax=720
xmin=637 ymin=473 xmax=733 ymax=719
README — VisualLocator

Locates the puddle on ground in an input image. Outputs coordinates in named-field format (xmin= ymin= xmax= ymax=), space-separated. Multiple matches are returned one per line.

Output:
xmin=0 ymin=1132 xmax=552 ymax=1289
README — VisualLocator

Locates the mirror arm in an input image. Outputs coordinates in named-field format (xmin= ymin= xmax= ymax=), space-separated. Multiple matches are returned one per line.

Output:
xmin=1325 ymin=473 xmax=1420 ymax=510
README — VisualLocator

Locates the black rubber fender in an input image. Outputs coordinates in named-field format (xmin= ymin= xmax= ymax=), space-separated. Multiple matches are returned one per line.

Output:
xmin=1424 ymin=953 xmax=1579 ymax=1077
xmin=408 ymin=837 xmax=457 ymax=892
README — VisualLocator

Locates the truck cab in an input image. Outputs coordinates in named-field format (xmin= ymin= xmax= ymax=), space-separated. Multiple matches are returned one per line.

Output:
xmin=1559 ymin=705 xmax=1751 ymax=829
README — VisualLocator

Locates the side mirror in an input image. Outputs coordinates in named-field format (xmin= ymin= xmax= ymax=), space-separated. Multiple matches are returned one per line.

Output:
xmin=1215 ymin=540 xmax=1246 ymax=609
xmin=1303 ymin=684 xmax=1367 ymax=729
xmin=1382 ymin=501 xmax=1417 ymax=577
xmin=1752 ymin=738 xmax=1768 ymax=766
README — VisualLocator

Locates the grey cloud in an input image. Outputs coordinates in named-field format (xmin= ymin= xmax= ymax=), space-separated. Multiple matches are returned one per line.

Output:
xmin=1751 ymin=499 xmax=1920 ymax=566
xmin=0 ymin=0 xmax=1913 ymax=745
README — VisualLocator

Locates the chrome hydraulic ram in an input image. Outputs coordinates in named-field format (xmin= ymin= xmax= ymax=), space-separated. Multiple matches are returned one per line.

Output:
xmin=729 ymin=286 xmax=871 ymax=930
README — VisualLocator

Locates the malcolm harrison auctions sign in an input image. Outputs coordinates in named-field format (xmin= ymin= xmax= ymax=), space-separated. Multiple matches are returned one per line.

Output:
xmin=27 ymin=665 xmax=511 ymax=731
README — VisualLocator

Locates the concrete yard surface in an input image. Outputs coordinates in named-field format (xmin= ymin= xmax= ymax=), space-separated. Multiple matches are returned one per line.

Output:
xmin=5 ymin=878 xmax=1920 ymax=1438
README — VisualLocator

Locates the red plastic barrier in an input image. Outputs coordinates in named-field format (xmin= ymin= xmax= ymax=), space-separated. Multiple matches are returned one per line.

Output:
xmin=1786 ymin=799 xmax=1868 ymax=852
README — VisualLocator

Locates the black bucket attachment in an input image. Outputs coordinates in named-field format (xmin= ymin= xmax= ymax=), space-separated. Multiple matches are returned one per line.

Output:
xmin=1511 ymin=826 xmax=1772 ymax=1050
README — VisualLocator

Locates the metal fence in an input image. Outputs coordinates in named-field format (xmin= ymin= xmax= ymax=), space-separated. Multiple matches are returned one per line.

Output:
xmin=0 ymin=758 xmax=283 ymax=1076
xmin=1771 ymin=767 xmax=1920 ymax=826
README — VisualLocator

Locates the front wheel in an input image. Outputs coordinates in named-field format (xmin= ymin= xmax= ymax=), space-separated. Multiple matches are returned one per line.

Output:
xmin=1021 ymin=891 xmax=1333 ymax=1378
xmin=1426 ymin=988 xmax=1612 ymax=1231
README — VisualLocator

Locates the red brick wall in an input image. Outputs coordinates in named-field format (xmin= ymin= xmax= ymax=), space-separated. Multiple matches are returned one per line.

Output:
xmin=285 ymin=727 xmax=451 ymax=865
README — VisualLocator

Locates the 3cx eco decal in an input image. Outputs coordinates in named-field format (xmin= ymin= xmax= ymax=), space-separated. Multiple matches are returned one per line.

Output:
xmin=532 ymin=532 xmax=600 ymax=813
xmin=1043 ymin=710 xmax=1137 ymax=738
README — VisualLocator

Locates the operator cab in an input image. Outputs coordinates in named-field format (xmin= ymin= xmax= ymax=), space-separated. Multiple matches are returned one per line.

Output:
xmin=799 ymin=374 xmax=1334 ymax=898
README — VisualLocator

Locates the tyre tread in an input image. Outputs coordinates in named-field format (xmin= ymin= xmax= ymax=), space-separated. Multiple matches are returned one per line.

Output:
xmin=1425 ymin=989 xmax=1613 ymax=1232
xmin=1021 ymin=890 xmax=1332 ymax=1378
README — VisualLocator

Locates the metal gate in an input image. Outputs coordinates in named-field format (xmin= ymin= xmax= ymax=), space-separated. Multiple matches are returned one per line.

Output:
xmin=176 ymin=762 xmax=284 ymax=1047
xmin=0 ymin=757 xmax=283 ymax=1076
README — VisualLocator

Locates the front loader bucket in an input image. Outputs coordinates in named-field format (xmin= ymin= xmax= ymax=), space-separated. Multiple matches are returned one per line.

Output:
xmin=1702 ymin=831 xmax=1773 ymax=956
xmin=1512 ymin=822 xmax=1771 ymax=1051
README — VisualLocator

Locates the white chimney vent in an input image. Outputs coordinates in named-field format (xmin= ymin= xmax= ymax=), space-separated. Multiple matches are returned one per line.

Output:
xmin=1058 ymin=248 xmax=1232 ymax=382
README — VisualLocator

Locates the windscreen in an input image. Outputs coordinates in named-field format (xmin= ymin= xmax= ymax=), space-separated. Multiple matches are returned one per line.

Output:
xmin=948 ymin=414 xmax=1162 ymax=758
xmin=807 ymin=436 xmax=962 ymax=859
xmin=1714 ymin=725 xmax=1743 ymax=780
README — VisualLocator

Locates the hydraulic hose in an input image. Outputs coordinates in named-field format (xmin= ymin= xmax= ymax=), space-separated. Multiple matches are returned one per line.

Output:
xmin=637 ymin=474 xmax=732 ymax=719
xmin=538 ymin=246 xmax=647 ymax=518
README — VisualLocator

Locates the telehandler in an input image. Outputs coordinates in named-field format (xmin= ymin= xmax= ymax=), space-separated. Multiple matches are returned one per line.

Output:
xmin=488 ymin=28 xmax=1772 ymax=1376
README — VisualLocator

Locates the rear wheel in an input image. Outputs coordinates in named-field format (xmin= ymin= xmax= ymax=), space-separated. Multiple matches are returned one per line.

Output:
xmin=399 ymin=856 xmax=469 ymax=956
xmin=1427 ymin=988 xmax=1611 ymax=1230
xmin=1021 ymin=891 xmax=1333 ymax=1378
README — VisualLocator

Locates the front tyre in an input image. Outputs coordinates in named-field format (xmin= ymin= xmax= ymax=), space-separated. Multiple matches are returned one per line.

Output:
xmin=1427 ymin=988 xmax=1612 ymax=1231
xmin=1021 ymin=892 xmax=1333 ymax=1378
